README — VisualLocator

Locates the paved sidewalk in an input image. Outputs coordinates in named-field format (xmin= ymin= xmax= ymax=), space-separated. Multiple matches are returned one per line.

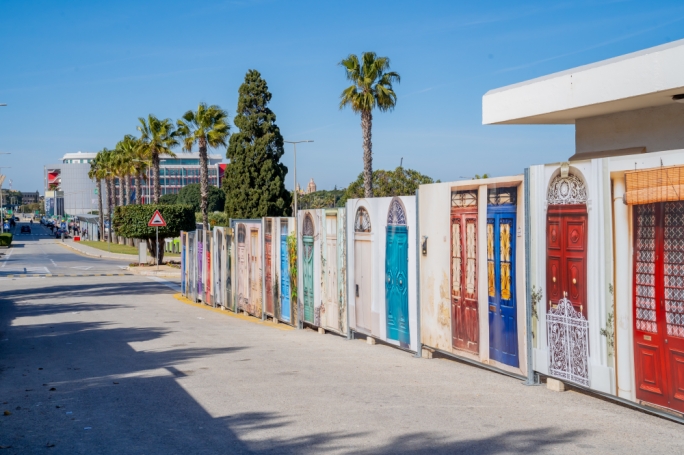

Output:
xmin=0 ymin=275 xmax=682 ymax=454
xmin=58 ymin=239 xmax=136 ymax=261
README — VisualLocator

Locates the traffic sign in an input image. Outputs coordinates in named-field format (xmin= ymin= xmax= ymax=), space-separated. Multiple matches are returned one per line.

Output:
xmin=148 ymin=210 xmax=166 ymax=227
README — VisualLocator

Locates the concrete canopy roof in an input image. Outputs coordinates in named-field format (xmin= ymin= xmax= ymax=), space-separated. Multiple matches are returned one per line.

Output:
xmin=483 ymin=39 xmax=684 ymax=125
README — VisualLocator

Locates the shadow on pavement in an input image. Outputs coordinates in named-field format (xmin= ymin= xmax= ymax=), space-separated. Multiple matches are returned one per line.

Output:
xmin=0 ymin=280 xmax=589 ymax=454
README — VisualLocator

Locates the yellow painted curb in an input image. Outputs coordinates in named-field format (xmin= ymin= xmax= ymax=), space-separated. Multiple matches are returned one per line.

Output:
xmin=172 ymin=293 xmax=294 ymax=331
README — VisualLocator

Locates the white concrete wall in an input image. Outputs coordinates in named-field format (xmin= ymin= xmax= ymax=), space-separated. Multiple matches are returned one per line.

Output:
xmin=418 ymin=176 xmax=528 ymax=376
xmin=576 ymin=103 xmax=684 ymax=156
xmin=530 ymin=161 xmax=614 ymax=394
xmin=346 ymin=196 xmax=418 ymax=352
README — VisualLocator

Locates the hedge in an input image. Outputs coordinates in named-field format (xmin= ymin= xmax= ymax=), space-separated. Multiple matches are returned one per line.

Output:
xmin=0 ymin=233 xmax=12 ymax=247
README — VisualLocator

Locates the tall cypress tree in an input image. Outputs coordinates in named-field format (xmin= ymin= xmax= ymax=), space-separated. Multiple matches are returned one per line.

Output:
xmin=223 ymin=70 xmax=291 ymax=218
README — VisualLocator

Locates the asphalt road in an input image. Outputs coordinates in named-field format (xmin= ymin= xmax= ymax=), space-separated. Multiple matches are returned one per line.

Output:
xmin=0 ymin=228 xmax=683 ymax=454
xmin=1 ymin=221 xmax=130 ymax=277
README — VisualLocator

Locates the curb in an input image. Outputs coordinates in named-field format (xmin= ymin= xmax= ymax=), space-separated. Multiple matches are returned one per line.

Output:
xmin=172 ymin=293 xmax=293 ymax=331
xmin=58 ymin=242 xmax=135 ymax=261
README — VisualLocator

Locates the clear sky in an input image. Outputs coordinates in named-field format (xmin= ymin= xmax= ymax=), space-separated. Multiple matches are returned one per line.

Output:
xmin=1 ymin=0 xmax=683 ymax=193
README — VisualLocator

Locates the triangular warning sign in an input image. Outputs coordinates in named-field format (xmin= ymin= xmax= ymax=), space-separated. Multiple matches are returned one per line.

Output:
xmin=148 ymin=210 xmax=167 ymax=227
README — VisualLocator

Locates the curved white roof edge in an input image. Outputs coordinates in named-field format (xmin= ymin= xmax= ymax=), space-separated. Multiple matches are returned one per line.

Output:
xmin=483 ymin=38 xmax=684 ymax=125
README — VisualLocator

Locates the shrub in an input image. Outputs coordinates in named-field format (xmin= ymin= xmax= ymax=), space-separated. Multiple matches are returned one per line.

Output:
xmin=0 ymin=233 xmax=12 ymax=247
xmin=113 ymin=204 xmax=195 ymax=263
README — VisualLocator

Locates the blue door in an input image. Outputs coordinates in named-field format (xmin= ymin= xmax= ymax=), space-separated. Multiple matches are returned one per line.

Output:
xmin=302 ymin=214 xmax=315 ymax=324
xmin=487 ymin=204 xmax=518 ymax=367
xmin=385 ymin=199 xmax=410 ymax=345
xmin=280 ymin=231 xmax=291 ymax=322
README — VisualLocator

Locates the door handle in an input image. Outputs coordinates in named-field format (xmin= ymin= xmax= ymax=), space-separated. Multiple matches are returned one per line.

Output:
xmin=356 ymin=284 xmax=359 ymax=297
xmin=553 ymin=277 xmax=556 ymax=283
xmin=572 ymin=278 xmax=576 ymax=284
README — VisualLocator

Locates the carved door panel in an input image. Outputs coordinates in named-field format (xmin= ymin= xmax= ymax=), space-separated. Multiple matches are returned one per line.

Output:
xmin=487 ymin=207 xmax=518 ymax=367
xmin=325 ymin=215 xmax=339 ymax=330
xmin=451 ymin=208 xmax=479 ymax=353
xmin=280 ymin=223 xmax=291 ymax=322
xmin=546 ymin=205 xmax=587 ymax=318
xmin=265 ymin=221 xmax=273 ymax=315
xmin=634 ymin=202 xmax=684 ymax=413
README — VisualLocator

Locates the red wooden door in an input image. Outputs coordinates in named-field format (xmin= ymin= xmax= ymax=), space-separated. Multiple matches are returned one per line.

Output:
xmin=633 ymin=202 xmax=684 ymax=413
xmin=265 ymin=224 xmax=273 ymax=315
xmin=451 ymin=208 xmax=478 ymax=353
xmin=546 ymin=205 xmax=588 ymax=318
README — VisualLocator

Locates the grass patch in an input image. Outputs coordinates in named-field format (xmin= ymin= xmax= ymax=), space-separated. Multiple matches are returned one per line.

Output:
xmin=79 ymin=240 xmax=179 ymax=256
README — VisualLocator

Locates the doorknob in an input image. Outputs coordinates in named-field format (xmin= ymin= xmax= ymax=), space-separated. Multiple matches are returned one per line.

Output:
xmin=553 ymin=277 xmax=556 ymax=283
xmin=573 ymin=278 xmax=576 ymax=284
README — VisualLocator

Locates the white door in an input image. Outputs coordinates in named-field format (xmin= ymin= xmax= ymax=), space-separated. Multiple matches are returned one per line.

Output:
xmin=325 ymin=215 xmax=339 ymax=330
xmin=354 ymin=237 xmax=372 ymax=332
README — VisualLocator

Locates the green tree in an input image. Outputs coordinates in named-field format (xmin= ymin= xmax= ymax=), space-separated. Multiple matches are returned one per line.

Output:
xmin=137 ymin=115 xmax=178 ymax=203
xmin=297 ymin=189 xmax=345 ymax=210
xmin=223 ymin=70 xmax=291 ymax=219
xmin=177 ymin=103 xmax=230 ymax=231
xmin=177 ymin=183 xmax=225 ymax=212
xmin=159 ymin=193 xmax=178 ymax=205
xmin=88 ymin=151 xmax=107 ymax=241
xmin=341 ymin=166 xmax=435 ymax=205
xmin=339 ymin=52 xmax=400 ymax=198
xmin=113 ymin=204 xmax=195 ymax=264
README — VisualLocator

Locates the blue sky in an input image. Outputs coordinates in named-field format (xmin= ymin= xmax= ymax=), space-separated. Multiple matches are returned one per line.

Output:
xmin=1 ymin=0 xmax=684 ymax=193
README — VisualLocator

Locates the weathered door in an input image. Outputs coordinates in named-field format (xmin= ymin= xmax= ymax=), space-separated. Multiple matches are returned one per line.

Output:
xmin=633 ymin=202 xmax=684 ymax=413
xmin=303 ymin=214 xmax=315 ymax=323
xmin=197 ymin=230 xmax=204 ymax=297
xmin=325 ymin=214 xmax=339 ymax=330
xmin=265 ymin=219 xmax=273 ymax=315
xmin=206 ymin=237 xmax=212 ymax=305
xmin=280 ymin=221 xmax=291 ymax=322
xmin=386 ymin=199 xmax=410 ymax=345
xmin=546 ymin=205 xmax=587 ymax=318
xmin=487 ymin=204 xmax=518 ymax=367
xmin=237 ymin=224 xmax=247 ymax=311
xmin=249 ymin=228 xmax=261 ymax=315
xmin=451 ymin=193 xmax=479 ymax=353
xmin=354 ymin=207 xmax=372 ymax=332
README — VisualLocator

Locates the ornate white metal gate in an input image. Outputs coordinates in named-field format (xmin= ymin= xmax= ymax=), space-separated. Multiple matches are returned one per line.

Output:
xmin=547 ymin=295 xmax=590 ymax=386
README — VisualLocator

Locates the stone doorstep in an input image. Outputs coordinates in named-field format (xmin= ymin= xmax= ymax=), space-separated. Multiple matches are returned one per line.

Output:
xmin=547 ymin=378 xmax=566 ymax=392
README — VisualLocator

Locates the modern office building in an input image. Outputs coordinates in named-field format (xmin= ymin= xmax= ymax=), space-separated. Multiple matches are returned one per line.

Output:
xmin=45 ymin=151 xmax=226 ymax=215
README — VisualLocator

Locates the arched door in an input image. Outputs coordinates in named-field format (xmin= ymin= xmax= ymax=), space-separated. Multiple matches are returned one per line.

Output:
xmin=237 ymin=224 xmax=247 ymax=311
xmin=354 ymin=207 xmax=372 ymax=332
xmin=265 ymin=219 xmax=273 ymax=315
xmin=451 ymin=190 xmax=479 ymax=353
xmin=325 ymin=213 xmax=339 ymax=330
xmin=249 ymin=227 xmax=261 ymax=316
xmin=280 ymin=219 xmax=291 ymax=322
xmin=386 ymin=199 xmax=410 ymax=344
xmin=302 ymin=214 xmax=315 ymax=323
xmin=545 ymin=170 xmax=590 ymax=386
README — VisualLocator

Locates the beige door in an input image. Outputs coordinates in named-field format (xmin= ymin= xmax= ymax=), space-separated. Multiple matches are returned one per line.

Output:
xmin=249 ymin=228 xmax=262 ymax=315
xmin=354 ymin=236 xmax=372 ymax=332
xmin=237 ymin=224 xmax=248 ymax=311
xmin=325 ymin=215 xmax=339 ymax=330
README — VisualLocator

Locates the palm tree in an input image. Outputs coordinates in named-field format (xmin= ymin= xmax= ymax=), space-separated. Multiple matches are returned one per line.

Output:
xmin=138 ymin=115 xmax=178 ymax=203
xmin=177 ymin=103 xmax=230 ymax=230
xmin=131 ymin=137 xmax=149 ymax=204
xmin=98 ymin=149 xmax=116 ymax=243
xmin=115 ymin=135 xmax=139 ymax=206
xmin=339 ymin=52 xmax=400 ymax=198
xmin=88 ymin=151 xmax=106 ymax=241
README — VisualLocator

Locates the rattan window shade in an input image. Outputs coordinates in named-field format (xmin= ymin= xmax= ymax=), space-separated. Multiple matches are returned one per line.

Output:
xmin=625 ymin=165 xmax=684 ymax=205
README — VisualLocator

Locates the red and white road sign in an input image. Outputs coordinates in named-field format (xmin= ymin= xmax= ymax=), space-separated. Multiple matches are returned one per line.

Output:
xmin=148 ymin=210 xmax=167 ymax=227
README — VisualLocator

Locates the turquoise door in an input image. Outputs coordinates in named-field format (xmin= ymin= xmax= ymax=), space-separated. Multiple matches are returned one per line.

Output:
xmin=385 ymin=199 xmax=410 ymax=345
xmin=280 ymin=231 xmax=291 ymax=322
xmin=487 ymin=203 xmax=519 ymax=367
xmin=302 ymin=214 xmax=315 ymax=323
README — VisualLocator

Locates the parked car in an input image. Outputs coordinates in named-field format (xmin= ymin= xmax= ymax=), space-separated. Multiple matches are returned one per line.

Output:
xmin=20 ymin=225 xmax=31 ymax=233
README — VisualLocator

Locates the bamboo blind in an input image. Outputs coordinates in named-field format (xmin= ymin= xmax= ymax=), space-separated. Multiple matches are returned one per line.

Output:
xmin=624 ymin=165 xmax=684 ymax=205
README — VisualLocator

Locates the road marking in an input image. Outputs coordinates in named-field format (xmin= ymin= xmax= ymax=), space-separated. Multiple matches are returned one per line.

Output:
xmin=147 ymin=276 xmax=181 ymax=292
xmin=50 ymin=259 xmax=58 ymax=267
xmin=0 ymin=248 xmax=13 ymax=268
xmin=70 ymin=266 xmax=93 ymax=270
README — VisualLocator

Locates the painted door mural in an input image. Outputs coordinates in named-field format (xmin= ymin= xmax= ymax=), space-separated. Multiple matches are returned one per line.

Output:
xmin=545 ymin=171 xmax=589 ymax=386
xmin=265 ymin=219 xmax=274 ymax=315
xmin=451 ymin=190 xmax=479 ymax=353
xmin=633 ymin=202 xmax=684 ymax=413
xmin=487 ymin=188 xmax=518 ymax=367
xmin=325 ymin=214 xmax=339 ymax=330
xmin=249 ymin=228 xmax=261 ymax=315
xmin=280 ymin=220 xmax=291 ymax=322
xmin=303 ymin=214 xmax=315 ymax=324
xmin=237 ymin=224 xmax=248 ymax=311
xmin=386 ymin=199 xmax=410 ymax=345
xmin=354 ymin=207 xmax=372 ymax=332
